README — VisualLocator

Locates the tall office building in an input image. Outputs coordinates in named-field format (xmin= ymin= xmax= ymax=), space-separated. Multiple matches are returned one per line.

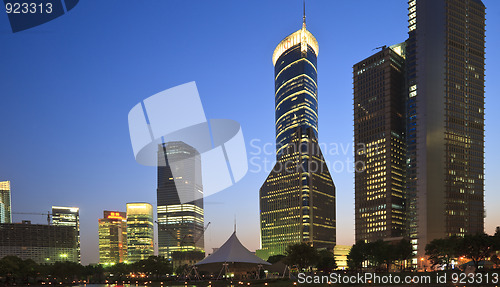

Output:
xmin=0 ymin=221 xmax=78 ymax=264
xmin=405 ymin=0 xmax=485 ymax=261
xmin=52 ymin=206 xmax=80 ymax=262
xmin=157 ymin=142 xmax=204 ymax=259
xmin=353 ymin=45 xmax=407 ymax=243
xmin=99 ymin=211 xmax=127 ymax=264
xmin=353 ymin=0 xmax=486 ymax=264
xmin=0 ymin=181 xmax=12 ymax=223
xmin=126 ymin=202 xmax=154 ymax=262
xmin=259 ymin=12 xmax=336 ymax=258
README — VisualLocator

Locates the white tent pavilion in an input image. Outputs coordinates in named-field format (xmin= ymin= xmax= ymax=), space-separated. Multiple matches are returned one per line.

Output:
xmin=195 ymin=231 xmax=271 ymax=278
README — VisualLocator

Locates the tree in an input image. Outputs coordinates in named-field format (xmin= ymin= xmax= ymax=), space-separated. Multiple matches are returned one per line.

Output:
xmin=284 ymin=243 xmax=319 ymax=272
xmin=107 ymin=263 xmax=130 ymax=281
xmin=347 ymin=240 xmax=367 ymax=271
xmin=0 ymin=256 xmax=41 ymax=284
xmin=134 ymin=256 xmax=172 ymax=280
xmin=491 ymin=255 xmax=500 ymax=269
xmin=316 ymin=250 xmax=337 ymax=273
xmin=394 ymin=239 xmax=413 ymax=270
xmin=366 ymin=240 xmax=393 ymax=271
xmin=267 ymin=254 xmax=286 ymax=264
xmin=458 ymin=233 xmax=495 ymax=270
xmin=425 ymin=237 xmax=460 ymax=269
xmin=83 ymin=264 xmax=104 ymax=283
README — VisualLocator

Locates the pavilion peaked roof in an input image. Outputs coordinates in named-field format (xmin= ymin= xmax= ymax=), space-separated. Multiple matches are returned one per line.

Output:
xmin=195 ymin=232 xmax=271 ymax=266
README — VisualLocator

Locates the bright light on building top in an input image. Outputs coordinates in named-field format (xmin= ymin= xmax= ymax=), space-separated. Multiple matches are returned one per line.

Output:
xmin=0 ymin=181 xmax=10 ymax=190
xmin=272 ymin=28 xmax=319 ymax=66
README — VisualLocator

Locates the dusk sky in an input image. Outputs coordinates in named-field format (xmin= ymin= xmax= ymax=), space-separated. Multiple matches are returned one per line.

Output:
xmin=1 ymin=1 xmax=499 ymax=265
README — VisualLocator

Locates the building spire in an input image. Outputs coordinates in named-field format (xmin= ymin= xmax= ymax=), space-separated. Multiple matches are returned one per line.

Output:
xmin=302 ymin=0 xmax=306 ymax=28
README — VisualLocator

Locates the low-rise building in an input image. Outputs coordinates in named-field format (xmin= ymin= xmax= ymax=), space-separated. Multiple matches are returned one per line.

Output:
xmin=0 ymin=221 xmax=78 ymax=263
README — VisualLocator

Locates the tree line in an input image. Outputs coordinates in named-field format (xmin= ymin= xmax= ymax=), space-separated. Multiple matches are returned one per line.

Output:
xmin=267 ymin=242 xmax=338 ymax=273
xmin=0 ymin=255 xmax=172 ymax=285
xmin=347 ymin=239 xmax=413 ymax=271
xmin=425 ymin=232 xmax=500 ymax=270
xmin=346 ymin=231 xmax=500 ymax=272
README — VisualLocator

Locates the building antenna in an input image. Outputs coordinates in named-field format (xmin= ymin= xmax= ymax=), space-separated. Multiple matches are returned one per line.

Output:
xmin=234 ymin=215 xmax=237 ymax=233
xmin=303 ymin=0 xmax=306 ymax=27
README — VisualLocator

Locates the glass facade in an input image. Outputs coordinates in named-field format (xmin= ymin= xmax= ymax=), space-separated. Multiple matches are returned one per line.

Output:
xmin=126 ymin=202 xmax=154 ymax=262
xmin=405 ymin=0 xmax=485 ymax=261
xmin=274 ymin=24 xmax=319 ymax=157
xmin=353 ymin=46 xmax=407 ymax=243
xmin=52 ymin=206 xmax=80 ymax=263
xmin=98 ymin=210 xmax=127 ymax=264
xmin=260 ymin=20 xmax=336 ymax=258
xmin=157 ymin=142 xmax=204 ymax=259
xmin=0 ymin=181 xmax=11 ymax=223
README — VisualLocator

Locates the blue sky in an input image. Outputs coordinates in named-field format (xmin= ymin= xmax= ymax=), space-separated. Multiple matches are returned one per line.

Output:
xmin=0 ymin=1 xmax=499 ymax=265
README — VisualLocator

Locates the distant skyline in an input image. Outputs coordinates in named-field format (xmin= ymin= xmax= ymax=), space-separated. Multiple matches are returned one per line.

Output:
xmin=1 ymin=1 xmax=499 ymax=265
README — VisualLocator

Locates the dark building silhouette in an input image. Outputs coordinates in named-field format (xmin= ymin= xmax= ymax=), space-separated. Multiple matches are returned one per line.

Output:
xmin=157 ymin=142 xmax=204 ymax=258
xmin=353 ymin=0 xmax=486 ymax=265
xmin=0 ymin=221 xmax=78 ymax=263
xmin=353 ymin=44 xmax=407 ymax=243
xmin=405 ymin=0 xmax=485 ymax=263
xmin=259 ymin=13 xmax=336 ymax=258
xmin=51 ymin=206 xmax=80 ymax=263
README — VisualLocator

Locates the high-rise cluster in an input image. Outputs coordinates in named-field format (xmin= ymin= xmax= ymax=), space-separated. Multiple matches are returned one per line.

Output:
xmin=97 ymin=203 xmax=154 ymax=265
xmin=0 ymin=194 xmax=80 ymax=264
xmin=353 ymin=0 xmax=486 ymax=265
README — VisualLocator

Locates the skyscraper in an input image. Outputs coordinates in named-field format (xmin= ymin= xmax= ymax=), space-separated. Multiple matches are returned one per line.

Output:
xmin=126 ymin=202 xmax=154 ymax=262
xmin=353 ymin=45 xmax=407 ymax=243
xmin=405 ymin=0 xmax=485 ymax=262
xmin=0 ymin=181 xmax=12 ymax=223
xmin=352 ymin=0 xmax=486 ymax=264
xmin=52 ymin=206 xmax=80 ymax=262
xmin=157 ymin=142 xmax=204 ymax=259
xmin=99 ymin=210 xmax=127 ymax=264
xmin=259 ymin=12 xmax=336 ymax=258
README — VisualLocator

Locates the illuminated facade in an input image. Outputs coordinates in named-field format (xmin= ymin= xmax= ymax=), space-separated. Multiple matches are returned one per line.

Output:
xmin=0 ymin=221 xmax=78 ymax=263
xmin=353 ymin=45 xmax=406 ymax=242
xmin=273 ymin=20 xmax=319 ymax=157
xmin=126 ymin=202 xmax=154 ymax=262
xmin=98 ymin=210 xmax=127 ymax=264
xmin=405 ymin=0 xmax=486 ymax=262
xmin=260 ymin=15 xmax=336 ymax=257
xmin=52 ymin=206 xmax=80 ymax=262
xmin=0 ymin=181 xmax=12 ymax=223
xmin=157 ymin=142 xmax=204 ymax=259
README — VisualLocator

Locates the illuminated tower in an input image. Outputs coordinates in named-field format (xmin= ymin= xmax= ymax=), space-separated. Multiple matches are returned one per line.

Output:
xmin=99 ymin=210 xmax=127 ymax=264
xmin=52 ymin=206 xmax=80 ymax=262
xmin=157 ymin=142 xmax=204 ymax=259
xmin=0 ymin=181 xmax=12 ymax=223
xmin=259 ymin=9 xmax=336 ymax=258
xmin=126 ymin=202 xmax=154 ymax=262
xmin=353 ymin=44 xmax=407 ymax=243
xmin=405 ymin=0 xmax=485 ymax=263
